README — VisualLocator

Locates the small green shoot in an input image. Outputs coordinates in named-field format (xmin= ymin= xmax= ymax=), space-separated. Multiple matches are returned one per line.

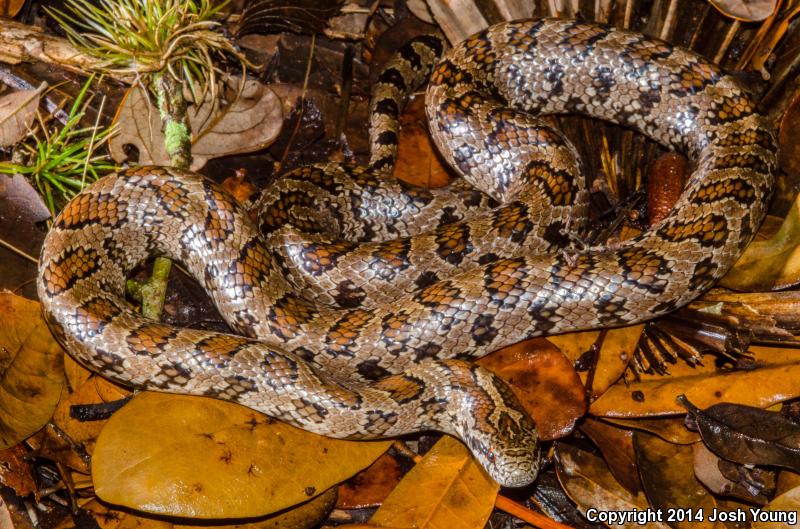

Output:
xmin=0 ymin=77 xmax=117 ymax=216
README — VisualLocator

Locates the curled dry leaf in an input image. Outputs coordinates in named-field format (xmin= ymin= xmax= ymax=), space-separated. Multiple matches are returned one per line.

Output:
xmin=0 ymin=292 xmax=65 ymax=449
xmin=547 ymin=330 xmax=600 ymax=363
xmin=63 ymin=490 xmax=337 ymax=529
xmin=92 ymin=392 xmax=390 ymax=518
xmin=708 ymin=0 xmax=776 ymax=21
xmin=580 ymin=418 xmax=641 ymax=495
xmin=692 ymin=443 xmax=774 ymax=504
xmin=369 ymin=436 xmax=499 ymax=529
xmin=477 ymin=338 xmax=587 ymax=440
xmin=591 ymin=345 xmax=800 ymax=416
xmin=720 ymin=194 xmax=800 ymax=291
xmin=679 ymin=395 xmax=800 ymax=472
xmin=752 ymin=486 xmax=800 ymax=528
xmin=634 ymin=433 xmax=731 ymax=529
xmin=554 ymin=442 xmax=670 ymax=529
xmin=0 ymin=83 xmax=43 ymax=147
xmin=109 ymin=79 xmax=282 ymax=171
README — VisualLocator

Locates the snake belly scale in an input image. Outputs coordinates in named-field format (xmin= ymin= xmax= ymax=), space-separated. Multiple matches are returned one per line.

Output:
xmin=38 ymin=19 xmax=776 ymax=487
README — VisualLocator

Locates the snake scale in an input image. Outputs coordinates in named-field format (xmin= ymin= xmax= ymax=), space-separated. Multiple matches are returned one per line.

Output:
xmin=38 ymin=19 xmax=776 ymax=487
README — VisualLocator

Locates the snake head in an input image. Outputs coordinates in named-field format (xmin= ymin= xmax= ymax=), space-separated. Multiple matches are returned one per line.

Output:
xmin=446 ymin=363 xmax=541 ymax=487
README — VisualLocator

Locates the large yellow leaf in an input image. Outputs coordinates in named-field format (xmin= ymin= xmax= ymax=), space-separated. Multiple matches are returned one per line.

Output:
xmin=591 ymin=345 xmax=800 ymax=416
xmin=92 ymin=392 xmax=390 ymax=518
xmin=0 ymin=292 xmax=65 ymax=448
xmin=369 ymin=436 xmax=499 ymax=529
xmin=59 ymin=490 xmax=337 ymax=529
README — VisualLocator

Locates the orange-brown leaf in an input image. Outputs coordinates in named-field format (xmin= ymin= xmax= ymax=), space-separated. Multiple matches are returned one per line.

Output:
xmin=478 ymin=338 xmax=586 ymax=440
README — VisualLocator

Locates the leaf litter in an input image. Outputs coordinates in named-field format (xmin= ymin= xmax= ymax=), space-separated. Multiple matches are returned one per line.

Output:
xmin=3 ymin=3 xmax=800 ymax=529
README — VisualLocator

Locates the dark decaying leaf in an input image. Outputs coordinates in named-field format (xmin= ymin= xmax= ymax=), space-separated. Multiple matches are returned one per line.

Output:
xmin=692 ymin=443 xmax=775 ymax=504
xmin=634 ymin=432 xmax=740 ymax=529
xmin=679 ymin=395 xmax=800 ymax=472
xmin=0 ymin=84 xmax=43 ymax=147
xmin=580 ymin=418 xmax=641 ymax=495
xmin=236 ymin=0 xmax=344 ymax=36
xmin=554 ymin=442 xmax=670 ymax=529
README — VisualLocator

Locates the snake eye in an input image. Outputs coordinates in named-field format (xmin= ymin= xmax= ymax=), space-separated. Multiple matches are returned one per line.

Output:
xmin=485 ymin=447 xmax=496 ymax=462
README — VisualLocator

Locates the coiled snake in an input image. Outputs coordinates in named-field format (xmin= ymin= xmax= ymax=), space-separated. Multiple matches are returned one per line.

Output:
xmin=38 ymin=19 xmax=776 ymax=487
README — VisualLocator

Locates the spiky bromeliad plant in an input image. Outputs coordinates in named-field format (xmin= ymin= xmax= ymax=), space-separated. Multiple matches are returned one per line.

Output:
xmin=48 ymin=0 xmax=252 ymax=169
xmin=47 ymin=0 xmax=252 ymax=317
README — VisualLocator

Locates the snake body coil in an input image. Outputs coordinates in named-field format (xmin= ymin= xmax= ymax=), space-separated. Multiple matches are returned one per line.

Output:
xmin=38 ymin=19 xmax=776 ymax=487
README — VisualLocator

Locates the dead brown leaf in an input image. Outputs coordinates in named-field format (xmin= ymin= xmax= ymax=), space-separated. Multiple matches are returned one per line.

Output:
xmin=680 ymin=396 xmax=800 ymax=472
xmin=708 ymin=0 xmax=776 ymax=21
xmin=693 ymin=443 xmax=774 ymax=504
xmin=110 ymin=79 xmax=282 ymax=171
xmin=369 ymin=436 xmax=498 ymax=529
xmin=92 ymin=392 xmax=390 ymax=518
xmin=0 ymin=84 xmax=43 ymax=147
xmin=336 ymin=453 xmax=403 ymax=509
xmin=0 ymin=292 xmax=65 ymax=449
xmin=478 ymin=338 xmax=586 ymax=440
xmin=580 ymin=418 xmax=640 ymax=495
xmin=0 ymin=445 xmax=36 ymax=498
xmin=635 ymin=433 xmax=730 ymax=529
xmin=554 ymin=442 xmax=670 ymax=529
xmin=752 ymin=486 xmax=800 ymax=528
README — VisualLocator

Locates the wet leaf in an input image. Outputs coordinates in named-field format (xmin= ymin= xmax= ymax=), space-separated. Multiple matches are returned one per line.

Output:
xmin=236 ymin=0 xmax=344 ymax=36
xmin=0 ymin=445 xmax=36 ymax=498
xmin=92 ymin=392 xmax=390 ymax=518
xmin=752 ymin=486 xmax=800 ymax=528
xmin=602 ymin=417 xmax=700 ymax=444
xmin=679 ymin=395 xmax=800 ymax=472
xmin=720 ymin=194 xmax=800 ymax=291
xmin=580 ymin=418 xmax=640 ymax=495
xmin=693 ymin=443 xmax=774 ymax=504
xmin=369 ymin=436 xmax=499 ymax=529
xmin=0 ymin=84 xmax=42 ymax=147
xmin=591 ymin=345 xmax=800 ymax=416
xmin=634 ymin=433 xmax=728 ymax=529
xmin=110 ymin=80 xmax=282 ymax=171
xmin=708 ymin=0 xmax=776 ymax=21
xmin=547 ymin=331 xmax=600 ymax=363
xmin=336 ymin=453 xmax=403 ymax=509
xmin=0 ymin=292 xmax=65 ymax=449
xmin=554 ymin=442 xmax=670 ymax=529
xmin=591 ymin=325 xmax=643 ymax=397
xmin=478 ymin=338 xmax=586 ymax=440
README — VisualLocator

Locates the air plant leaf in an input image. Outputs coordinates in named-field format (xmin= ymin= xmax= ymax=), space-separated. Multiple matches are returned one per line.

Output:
xmin=47 ymin=0 xmax=253 ymax=103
